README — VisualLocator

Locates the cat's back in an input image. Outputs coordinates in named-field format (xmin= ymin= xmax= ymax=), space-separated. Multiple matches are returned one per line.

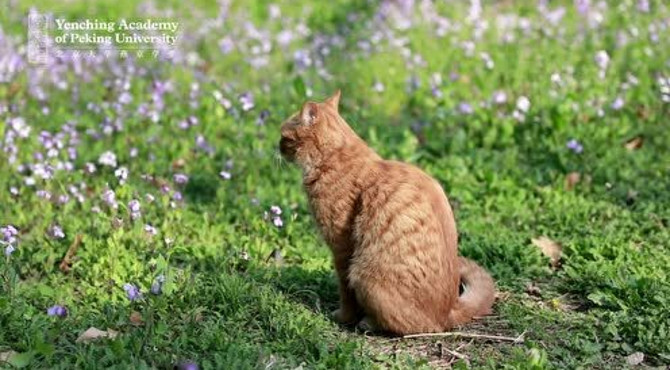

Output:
xmin=364 ymin=159 xmax=452 ymax=211
xmin=350 ymin=159 xmax=460 ymax=322
xmin=355 ymin=159 xmax=458 ymax=252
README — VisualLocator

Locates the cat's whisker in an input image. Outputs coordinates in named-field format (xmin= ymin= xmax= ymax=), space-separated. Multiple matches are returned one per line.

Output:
xmin=273 ymin=150 xmax=285 ymax=169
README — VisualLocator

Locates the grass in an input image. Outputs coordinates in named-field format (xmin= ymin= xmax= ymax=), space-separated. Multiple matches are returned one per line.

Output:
xmin=1 ymin=0 xmax=669 ymax=368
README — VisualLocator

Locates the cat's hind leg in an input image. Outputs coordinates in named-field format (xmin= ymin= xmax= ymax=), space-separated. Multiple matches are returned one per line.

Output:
xmin=350 ymin=276 xmax=445 ymax=335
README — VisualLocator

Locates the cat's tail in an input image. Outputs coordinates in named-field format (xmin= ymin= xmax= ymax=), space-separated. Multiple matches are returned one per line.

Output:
xmin=447 ymin=257 xmax=495 ymax=327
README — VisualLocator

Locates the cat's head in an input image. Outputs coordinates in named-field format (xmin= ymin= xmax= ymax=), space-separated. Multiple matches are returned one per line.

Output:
xmin=279 ymin=90 xmax=354 ymax=168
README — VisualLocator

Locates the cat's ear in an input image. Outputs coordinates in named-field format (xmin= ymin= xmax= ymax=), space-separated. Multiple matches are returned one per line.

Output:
xmin=324 ymin=89 xmax=341 ymax=112
xmin=300 ymin=101 xmax=319 ymax=125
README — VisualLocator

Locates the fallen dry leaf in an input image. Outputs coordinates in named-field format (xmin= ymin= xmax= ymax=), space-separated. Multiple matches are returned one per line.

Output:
xmin=172 ymin=158 xmax=186 ymax=169
xmin=636 ymin=106 xmax=651 ymax=120
xmin=564 ymin=172 xmax=581 ymax=191
xmin=129 ymin=311 xmax=143 ymax=326
xmin=625 ymin=351 xmax=644 ymax=366
xmin=624 ymin=136 xmax=643 ymax=151
xmin=59 ymin=234 xmax=83 ymax=273
xmin=494 ymin=291 xmax=511 ymax=301
xmin=76 ymin=327 xmax=119 ymax=343
xmin=0 ymin=350 xmax=18 ymax=362
xmin=8 ymin=82 xmax=21 ymax=97
xmin=531 ymin=236 xmax=562 ymax=269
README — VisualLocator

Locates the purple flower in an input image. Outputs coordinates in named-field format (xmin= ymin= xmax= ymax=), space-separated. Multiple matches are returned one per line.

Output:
xmin=84 ymin=162 xmax=97 ymax=174
xmin=637 ymin=0 xmax=650 ymax=12
xmin=658 ymin=76 xmax=670 ymax=102
xmin=276 ymin=30 xmax=293 ymax=46
xmin=144 ymin=224 xmax=157 ymax=236
xmin=123 ymin=283 xmax=142 ymax=301
xmin=180 ymin=362 xmax=199 ymax=370
xmin=2 ymin=225 xmax=19 ymax=255
xmin=468 ymin=0 xmax=482 ymax=20
xmin=544 ymin=6 xmax=566 ymax=25
xmin=173 ymin=173 xmax=189 ymax=184
xmin=238 ymin=93 xmax=255 ymax=111
xmin=33 ymin=163 xmax=54 ymax=180
xmin=566 ymin=139 xmax=584 ymax=154
xmin=480 ymin=52 xmax=494 ymax=69
xmin=102 ymin=189 xmax=118 ymax=209
xmin=219 ymin=171 xmax=232 ymax=180
xmin=270 ymin=206 xmax=282 ymax=215
xmin=1 ymin=225 xmax=18 ymax=243
xmin=431 ymin=86 xmax=443 ymax=99
xmin=47 ymin=305 xmax=67 ymax=317
xmin=219 ymin=37 xmax=235 ymax=54
xmin=68 ymin=147 xmax=77 ymax=160
xmin=516 ymin=96 xmax=531 ymax=113
xmin=492 ymin=91 xmax=507 ymax=105
xmin=114 ymin=166 xmax=129 ymax=184
xmin=178 ymin=120 xmax=190 ymax=130
xmin=594 ymin=50 xmax=610 ymax=70
xmin=49 ymin=225 xmax=65 ymax=239
xmin=58 ymin=194 xmax=70 ymax=205
xmin=151 ymin=274 xmax=165 ymax=295
xmin=195 ymin=135 xmax=214 ymax=154
xmin=293 ymin=49 xmax=313 ymax=70
xmin=458 ymin=102 xmax=473 ymax=115
xmin=10 ymin=117 xmax=31 ymax=138
xmin=272 ymin=216 xmax=283 ymax=228
xmin=611 ymin=96 xmax=624 ymax=110
xmin=36 ymin=190 xmax=52 ymax=200
xmin=4 ymin=245 xmax=15 ymax=256
xmin=129 ymin=199 xmax=141 ymax=213
xmin=98 ymin=151 xmax=117 ymax=167
xmin=575 ymin=0 xmax=590 ymax=15
xmin=172 ymin=191 xmax=183 ymax=201
xmin=118 ymin=91 xmax=132 ymax=105
xmin=129 ymin=199 xmax=141 ymax=220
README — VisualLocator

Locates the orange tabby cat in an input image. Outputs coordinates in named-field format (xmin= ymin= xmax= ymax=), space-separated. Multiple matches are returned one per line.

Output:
xmin=279 ymin=90 xmax=495 ymax=335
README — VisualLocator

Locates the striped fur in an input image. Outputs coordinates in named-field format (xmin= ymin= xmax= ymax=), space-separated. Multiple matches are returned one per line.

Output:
xmin=279 ymin=90 xmax=495 ymax=335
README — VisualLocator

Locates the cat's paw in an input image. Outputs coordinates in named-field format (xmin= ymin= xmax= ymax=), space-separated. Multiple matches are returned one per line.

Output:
xmin=356 ymin=316 xmax=379 ymax=333
xmin=331 ymin=308 xmax=357 ymax=324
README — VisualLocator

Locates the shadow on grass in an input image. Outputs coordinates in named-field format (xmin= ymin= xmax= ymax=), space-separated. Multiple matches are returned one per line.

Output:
xmin=184 ymin=172 xmax=220 ymax=204
xmin=249 ymin=264 xmax=340 ymax=318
